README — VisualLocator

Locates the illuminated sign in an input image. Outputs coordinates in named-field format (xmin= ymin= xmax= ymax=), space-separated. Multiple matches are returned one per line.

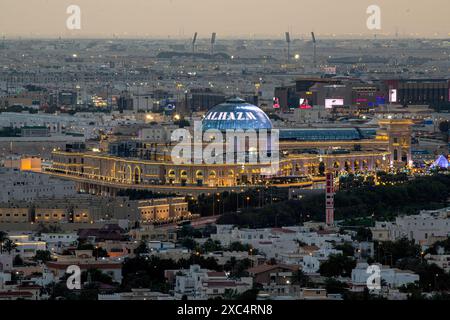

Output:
xmin=389 ymin=89 xmax=397 ymax=103
xmin=376 ymin=96 xmax=386 ymax=105
xmin=204 ymin=111 xmax=257 ymax=121
xmin=299 ymin=98 xmax=312 ymax=109
xmin=325 ymin=98 xmax=344 ymax=109
xmin=273 ymin=97 xmax=280 ymax=109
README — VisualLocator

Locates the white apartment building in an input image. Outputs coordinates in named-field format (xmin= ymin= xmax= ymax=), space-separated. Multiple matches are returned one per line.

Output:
xmin=298 ymin=248 xmax=344 ymax=274
xmin=424 ymin=254 xmax=450 ymax=272
xmin=0 ymin=254 xmax=13 ymax=272
xmin=202 ymin=251 xmax=264 ymax=267
xmin=8 ymin=234 xmax=47 ymax=259
xmin=213 ymin=225 xmax=352 ymax=260
xmin=34 ymin=233 xmax=78 ymax=253
xmin=371 ymin=207 xmax=450 ymax=244
xmin=0 ymin=168 xmax=76 ymax=203
xmin=46 ymin=250 xmax=122 ymax=283
xmin=351 ymin=262 xmax=419 ymax=291
xmin=172 ymin=265 xmax=252 ymax=300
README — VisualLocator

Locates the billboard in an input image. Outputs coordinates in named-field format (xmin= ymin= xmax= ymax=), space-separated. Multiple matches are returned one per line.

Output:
xmin=299 ymin=98 xmax=312 ymax=109
xmin=389 ymin=89 xmax=397 ymax=103
xmin=376 ymin=96 xmax=386 ymax=105
xmin=325 ymin=98 xmax=344 ymax=109
xmin=273 ymin=97 xmax=280 ymax=109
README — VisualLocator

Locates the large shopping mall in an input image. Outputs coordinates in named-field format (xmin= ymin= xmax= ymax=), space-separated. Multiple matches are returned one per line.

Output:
xmin=47 ymin=98 xmax=413 ymax=195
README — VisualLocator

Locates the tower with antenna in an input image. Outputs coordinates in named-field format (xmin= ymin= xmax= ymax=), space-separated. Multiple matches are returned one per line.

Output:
xmin=211 ymin=32 xmax=216 ymax=55
xmin=311 ymin=32 xmax=317 ymax=67
xmin=325 ymin=172 xmax=335 ymax=226
xmin=285 ymin=32 xmax=291 ymax=62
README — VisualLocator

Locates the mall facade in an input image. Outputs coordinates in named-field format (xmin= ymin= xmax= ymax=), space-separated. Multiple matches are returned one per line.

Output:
xmin=47 ymin=99 xmax=412 ymax=194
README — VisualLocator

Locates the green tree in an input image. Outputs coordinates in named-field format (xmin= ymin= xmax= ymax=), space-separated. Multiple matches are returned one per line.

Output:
xmin=375 ymin=238 xmax=420 ymax=266
xmin=334 ymin=242 xmax=355 ymax=257
xmin=354 ymin=227 xmax=373 ymax=242
xmin=223 ymin=258 xmax=251 ymax=279
xmin=438 ymin=120 xmax=449 ymax=134
xmin=0 ymin=231 xmax=7 ymax=254
xmin=292 ymin=270 xmax=313 ymax=287
xmin=236 ymin=288 xmax=260 ymax=300
xmin=319 ymin=254 xmax=356 ymax=277
xmin=181 ymin=238 xmax=197 ymax=250
xmin=325 ymin=278 xmax=349 ymax=294
xmin=202 ymin=239 xmax=222 ymax=253
xmin=81 ymin=268 xmax=114 ymax=285
xmin=33 ymin=250 xmax=53 ymax=262
xmin=2 ymin=239 xmax=16 ymax=254
xmin=13 ymin=255 xmax=24 ymax=266
xmin=134 ymin=241 xmax=149 ymax=255
xmin=426 ymin=237 xmax=450 ymax=254
xmin=228 ymin=242 xmax=254 ymax=252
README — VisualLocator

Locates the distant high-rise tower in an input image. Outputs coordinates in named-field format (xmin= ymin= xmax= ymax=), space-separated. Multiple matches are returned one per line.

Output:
xmin=211 ymin=32 xmax=216 ymax=55
xmin=192 ymin=32 xmax=198 ymax=54
xmin=325 ymin=172 xmax=335 ymax=226
xmin=311 ymin=32 xmax=317 ymax=67
xmin=285 ymin=32 xmax=291 ymax=61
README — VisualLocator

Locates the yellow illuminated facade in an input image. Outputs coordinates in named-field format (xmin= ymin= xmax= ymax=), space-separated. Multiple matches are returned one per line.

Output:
xmin=46 ymin=119 xmax=412 ymax=194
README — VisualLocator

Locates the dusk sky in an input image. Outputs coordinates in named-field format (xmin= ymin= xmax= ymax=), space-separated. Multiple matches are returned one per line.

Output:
xmin=0 ymin=0 xmax=449 ymax=38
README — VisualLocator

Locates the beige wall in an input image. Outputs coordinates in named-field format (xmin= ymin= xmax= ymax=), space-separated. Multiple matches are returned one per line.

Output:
xmin=0 ymin=208 xmax=29 ymax=223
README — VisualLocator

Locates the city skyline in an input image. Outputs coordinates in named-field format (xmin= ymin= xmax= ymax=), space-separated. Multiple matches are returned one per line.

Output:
xmin=0 ymin=0 xmax=449 ymax=39
xmin=0 ymin=0 xmax=450 ymax=305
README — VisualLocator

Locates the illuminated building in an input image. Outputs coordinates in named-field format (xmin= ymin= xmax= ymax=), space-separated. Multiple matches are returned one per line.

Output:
xmin=46 ymin=99 xmax=411 ymax=195
xmin=384 ymin=79 xmax=450 ymax=108
xmin=0 ymin=196 xmax=189 ymax=225
xmin=202 ymin=98 xmax=273 ymax=131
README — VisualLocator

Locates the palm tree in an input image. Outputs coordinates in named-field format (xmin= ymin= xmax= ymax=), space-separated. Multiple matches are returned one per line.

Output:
xmin=0 ymin=231 xmax=7 ymax=254
xmin=2 ymin=239 xmax=16 ymax=255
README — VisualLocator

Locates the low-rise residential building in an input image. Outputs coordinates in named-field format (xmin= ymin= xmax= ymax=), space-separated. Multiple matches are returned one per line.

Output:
xmin=34 ymin=233 xmax=78 ymax=253
xmin=371 ymin=207 xmax=450 ymax=245
xmin=0 ymin=195 xmax=190 ymax=227
xmin=8 ymin=234 xmax=46 ymax=258
xmin=246 ymin=264 xmax=299 ymax=286
xmin=424 ymin=254 xmax=450 ymax=272
xmin=129 ymin=224 xmax=177 ymax=242
xmin=169 ymin=265 xmax=253 ymax=300
xmin=46 ymin=250 xmax=123 ymax=283
xmin=0 ymin=254 xmax=13 ymax=272
xmin=351 ymin=263 xmax=419 ymax=291
xmin=0 ymin=168 xmax=76 ymax=203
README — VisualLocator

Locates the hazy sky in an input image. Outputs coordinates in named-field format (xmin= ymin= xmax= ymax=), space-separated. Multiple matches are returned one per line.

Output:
xmin=0 ymin=0 xmax=449 ymax=38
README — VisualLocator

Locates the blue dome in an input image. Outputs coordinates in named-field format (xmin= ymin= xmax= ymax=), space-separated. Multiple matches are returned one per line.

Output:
xmin=202 ymin=98 xmax=273 ymax=131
